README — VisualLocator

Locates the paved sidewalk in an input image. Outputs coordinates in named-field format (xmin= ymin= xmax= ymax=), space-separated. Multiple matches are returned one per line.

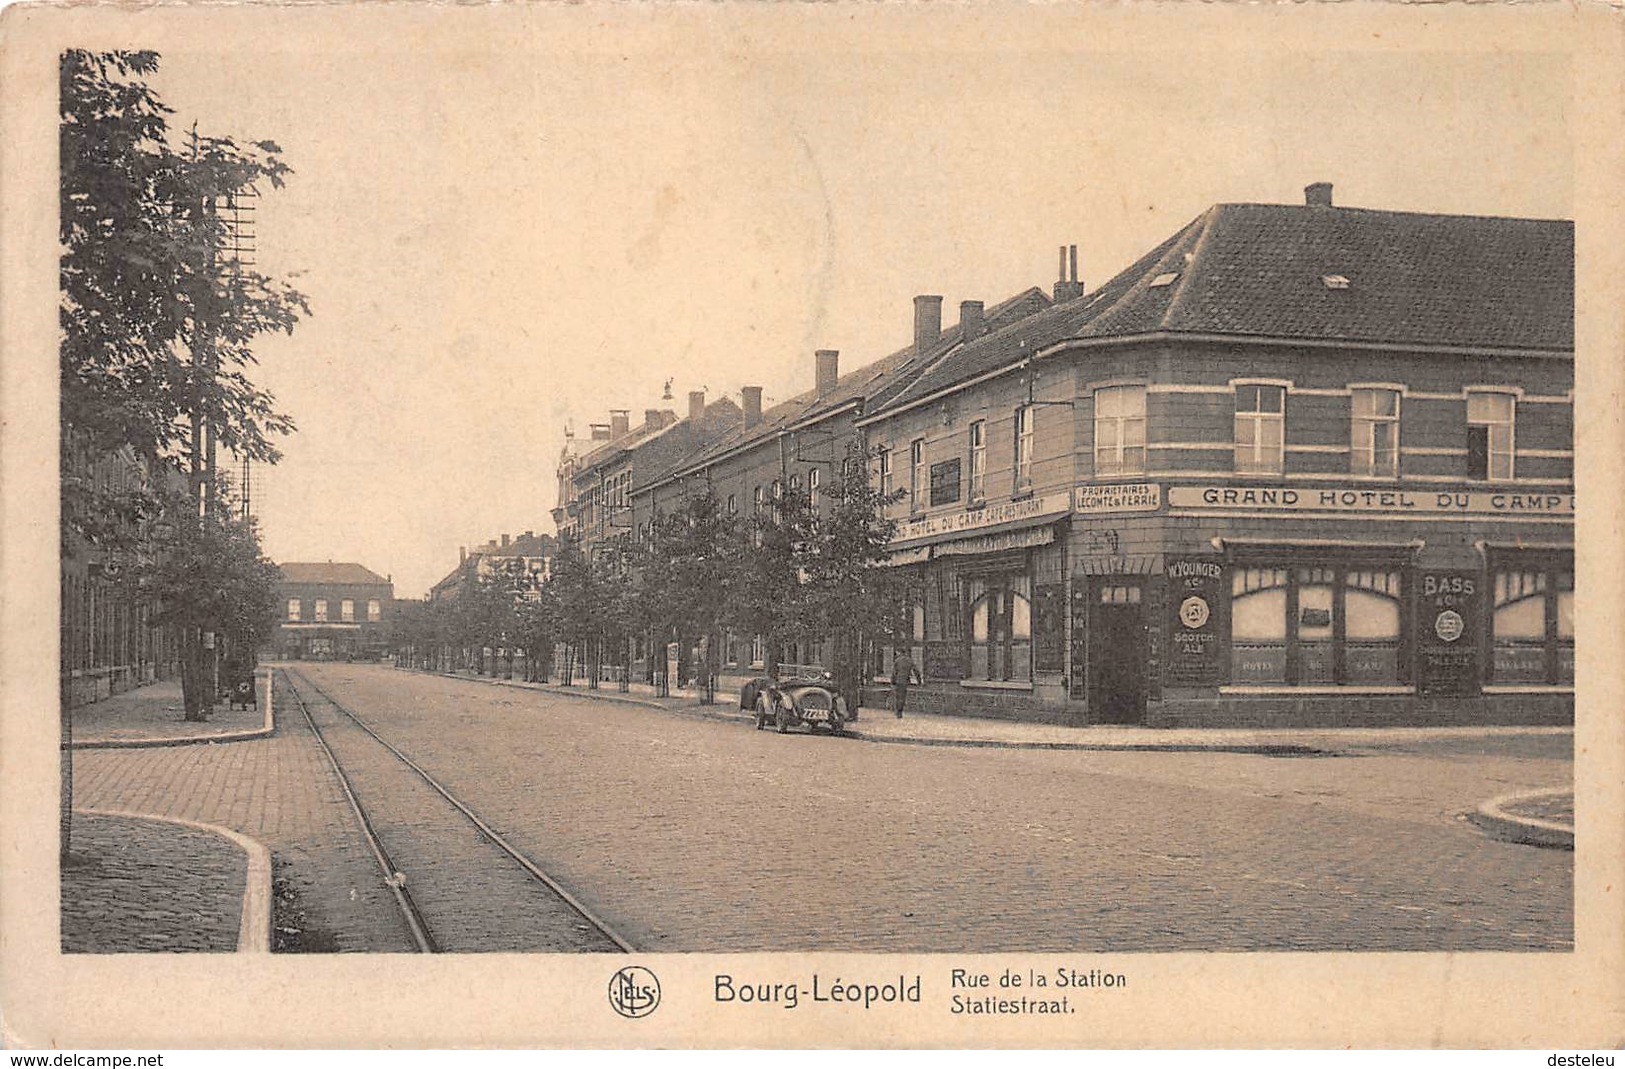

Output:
xmin=66 ymin=672 xmax=416 ymax=953
xmin=426 ymin=667 xmax=1573 ymax=756
xmin=70 ymin=678 xmax=268 ymax=747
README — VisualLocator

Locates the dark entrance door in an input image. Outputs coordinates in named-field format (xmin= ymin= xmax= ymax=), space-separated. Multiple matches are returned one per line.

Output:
xmin=1088 ymin=580 xmax=1147 ymax=724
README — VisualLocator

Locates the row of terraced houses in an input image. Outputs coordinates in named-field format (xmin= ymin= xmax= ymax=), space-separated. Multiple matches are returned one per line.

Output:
xmin=551 ymin=184 xmax=1574 ymax=728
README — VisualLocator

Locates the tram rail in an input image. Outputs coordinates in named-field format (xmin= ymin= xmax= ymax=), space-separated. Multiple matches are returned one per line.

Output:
xmin=280 ymin=666 xmax=633 ymax=953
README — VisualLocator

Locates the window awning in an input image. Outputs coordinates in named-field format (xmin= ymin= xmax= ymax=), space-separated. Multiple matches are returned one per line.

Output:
xmin=934 ymin=525 xmax=1055 ymax=557
xmin=882 ymin=545 xmax=932 ymax=567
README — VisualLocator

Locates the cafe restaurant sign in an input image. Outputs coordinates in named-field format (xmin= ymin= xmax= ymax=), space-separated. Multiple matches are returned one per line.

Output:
xmin=891 ymin=492 xmax=1070 ymax=545
xmin=1168 ymin=485 xmax=1574 ymax=516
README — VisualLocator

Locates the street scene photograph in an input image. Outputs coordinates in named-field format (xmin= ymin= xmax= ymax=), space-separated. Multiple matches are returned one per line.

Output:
xmin=16 ymin=11 xmax=1619 ymax=1054
xmin=46 ymin=13 xmax=1583 ymax=967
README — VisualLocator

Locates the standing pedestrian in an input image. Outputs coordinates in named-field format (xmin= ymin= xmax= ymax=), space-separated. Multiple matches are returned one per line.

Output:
xmin=891 ymin=648 xmax=921 ymax=718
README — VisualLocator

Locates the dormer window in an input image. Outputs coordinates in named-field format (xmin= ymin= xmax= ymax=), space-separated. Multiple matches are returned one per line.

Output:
xmin=1321 ymin=274 xmax=1351 ymax=290
xmin=1149 ymin=272 xmax=1179 ymax=289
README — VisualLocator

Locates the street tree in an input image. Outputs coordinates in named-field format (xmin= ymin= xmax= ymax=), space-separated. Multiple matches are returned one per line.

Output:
xmin=639 ymin=489 xmax=744 ymax=702
xmin=801 ymin=439 xmax=907 ymax=711
xmin=729 ymin=481 xmax=819 ymax=680
xmin=59 ymin=49 xmax=309 ymax=853
xmin=136 ymin=495 xmax=281 ymax=720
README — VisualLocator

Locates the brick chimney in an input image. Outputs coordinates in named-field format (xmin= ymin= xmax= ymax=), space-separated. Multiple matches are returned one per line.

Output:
xmin=914 ymin=295 xmax=942 ymax=353
xmin=644 ymin=408 xmax=662 ymax=428
xmin=459 ymin=546 xmax=467 ymax=563
xmin=609 ymin=410 xmax=630 ymax=438
xmin=1054 ymin=244 xmax=1084 ymax=302
xmin=688 ymin=390 xmax=706 ymax=422
xmin=815 ymin=349 xmax=840 ymax=397
xmin=742 ymin=385 xmax=763 ymax=427
xmin=960 ymin=300 xmax=986 ymax=342
xmin=1305 ymin=182 xmax=1333 ymax=207
xmin=501 ymin=533 xmax=510 ymax=548
xmin=589 ymin=423 xmax=611 ymax=441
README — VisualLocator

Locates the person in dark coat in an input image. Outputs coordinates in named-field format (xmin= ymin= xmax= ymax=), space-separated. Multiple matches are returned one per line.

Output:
xmin=891 ymin=649 xmax=921 ymax=718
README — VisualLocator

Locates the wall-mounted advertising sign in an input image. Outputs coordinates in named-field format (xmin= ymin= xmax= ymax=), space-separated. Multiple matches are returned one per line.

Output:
xmin=1073 ymin=483 xmax=1161 ymax=514
xmin=891 ymin=492 xmax=1070 ymax=545
xmin=1164 ymin=556 xmax=1223 ymax=686
xmin=1168 ymin=485 xmax=1573 ymax=516
xmin=929 ymin=459 xmax=962 ymax=507
xmin=1415 ymin=571 xmax=1482 ymax=697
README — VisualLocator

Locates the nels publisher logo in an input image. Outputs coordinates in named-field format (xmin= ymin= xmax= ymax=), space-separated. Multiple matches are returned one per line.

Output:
xmin=609 ymin=965 xmax=661 ymax=1019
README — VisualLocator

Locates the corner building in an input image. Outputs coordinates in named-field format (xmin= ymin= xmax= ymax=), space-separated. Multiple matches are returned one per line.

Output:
xmin=859 ymin=184 xmax=1573 ymax=727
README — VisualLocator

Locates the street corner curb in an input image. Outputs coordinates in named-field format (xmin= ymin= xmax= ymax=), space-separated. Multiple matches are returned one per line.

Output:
xmin=1468 ymin=787 xmax=1574 ymax=850
xmin=71 ymin=668 xmax=277 ymax=750
xmin=73 ymin=808 xmax=274 ymax=953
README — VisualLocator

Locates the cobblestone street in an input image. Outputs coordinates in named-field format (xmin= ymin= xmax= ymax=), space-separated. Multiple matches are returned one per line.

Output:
xmin=272 ymin=664 xmax=1573 ymax=953
xmin=71 ymin=677 xmax=416 ymax=953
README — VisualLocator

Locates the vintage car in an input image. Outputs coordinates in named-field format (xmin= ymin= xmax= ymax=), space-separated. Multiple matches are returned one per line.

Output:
xmin=740 ymin=673 xmax=851 ymax=735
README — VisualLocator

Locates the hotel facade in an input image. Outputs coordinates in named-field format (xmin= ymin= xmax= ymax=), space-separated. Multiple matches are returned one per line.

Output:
xmin=856 ymin=184 xmax=1572 ymax=727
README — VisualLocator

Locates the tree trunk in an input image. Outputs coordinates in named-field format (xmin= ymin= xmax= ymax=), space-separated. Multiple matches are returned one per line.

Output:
xmin=180 ymin=626 xmax=210 ymax=721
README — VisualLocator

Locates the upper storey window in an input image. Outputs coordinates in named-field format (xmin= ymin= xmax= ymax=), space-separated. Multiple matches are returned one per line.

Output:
xmin=314 ymin=599 xmax=329 ymax=623
xmin=1013 ymin=405 xmax=1035 ymax=492
xmin=909 ymin=439 xmax=926 ymax=515
xmin=1094 ymin=385 xmax=1147 ymax=476
xmin=1234 ymin=384 xmax=1285 ymax=474
xmin=287 ymin=598 xmax=301 ymax=622
xmin=968 ymin=420 xmax=987 ymax=503
xmin=1467 ymin=390 xmax=1515 ymax=481
xmin=1351 ymin=388 xmax=1401 ymax=477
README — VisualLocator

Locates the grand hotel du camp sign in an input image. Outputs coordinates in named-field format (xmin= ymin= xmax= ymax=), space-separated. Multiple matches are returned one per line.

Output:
xmin=885 ymin=480 xmax=1572 ymax=560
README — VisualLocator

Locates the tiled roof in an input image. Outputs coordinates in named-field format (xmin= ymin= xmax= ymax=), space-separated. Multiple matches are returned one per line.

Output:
xmin=278 ymin=562 xmax=391 ymax=586
xmin=872 ymin=200 xmax=1573 ymax=417
xmin=672 ymin=286 xmax=1052 ymax=477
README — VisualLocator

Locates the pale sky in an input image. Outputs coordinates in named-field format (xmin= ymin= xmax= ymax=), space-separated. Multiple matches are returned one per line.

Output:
xmin=134 ymin=11 xmax=1572 ymax=598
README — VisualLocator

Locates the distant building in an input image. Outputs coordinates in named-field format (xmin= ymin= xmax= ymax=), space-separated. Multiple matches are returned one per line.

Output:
xmin=428 ymin=530 xmax=557 ymax=605
xmin=271 ymin=562 xmax=395 ymax=660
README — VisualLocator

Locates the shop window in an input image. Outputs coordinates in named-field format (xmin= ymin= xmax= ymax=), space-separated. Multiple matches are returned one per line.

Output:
xmin=966 ymin=574 xmax=1032 ymax=682
xmin=340 ymin=599 xmax=355 ymax=622
xmin=1231 ymin=568 xmax=1289 ymax=683
xmin=1234 ymin=385 xmax=1285 ymax=474
xmin=367 ymin=599 xmax=382 ymax=622
xmin=1013 ymin=406 xmax=1035 ymax=492
xmin=287 ymin=598 xmax=301 ymax=622
xmin=1491 ymin=565 xmax=1574 ymax=684
xmin=1229 ymin=564 xmax=1402 ymax=685
xmin=1094 ymin=385 xmax=1147 ymax=475
xmin=968 ymin=420 xmax=987 ymax=503
xmin=910 ymin=438 xmax=926 ymax=514
xmin=1351 ymin=388 xmax=1400 ymax=477
xmin=1467 ymin=391 xmax=1515 ymax=481
xmin=314 ymin=599 xmax=328 ymax=623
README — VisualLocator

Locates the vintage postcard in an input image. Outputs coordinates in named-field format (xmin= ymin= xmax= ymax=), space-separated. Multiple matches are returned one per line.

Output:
xmin=2 ymin=0 xmax=1622 ymax=1050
